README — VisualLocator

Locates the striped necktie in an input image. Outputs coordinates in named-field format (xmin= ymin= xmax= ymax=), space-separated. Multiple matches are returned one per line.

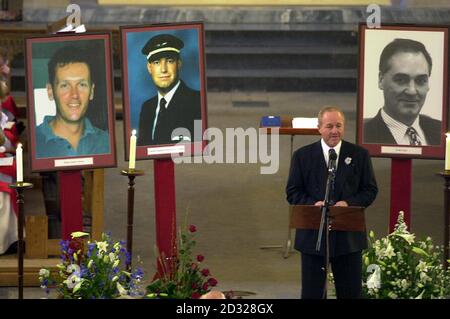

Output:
xmin=406 ymin=127 xmax=421 ymax=146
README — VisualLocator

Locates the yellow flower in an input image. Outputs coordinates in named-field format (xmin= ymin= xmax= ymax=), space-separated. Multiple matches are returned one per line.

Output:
xmin=96 ymin=241 xmax=108 ymax=254
xmin=71 ymin=231 xmax=89 ymax=238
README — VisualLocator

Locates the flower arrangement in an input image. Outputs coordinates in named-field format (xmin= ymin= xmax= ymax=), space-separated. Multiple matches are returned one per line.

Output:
xmin=362 ymin=212 xmax=450 ymax=299
xmin=39 ymin=232 xmax=144 ymax=299
xmin=146 ymin=224 xmax=219 ymax=299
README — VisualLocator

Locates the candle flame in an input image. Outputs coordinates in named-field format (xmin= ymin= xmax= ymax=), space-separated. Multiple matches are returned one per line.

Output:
xmin=17 ymin=143 xmax=22 ymax=148
xmin=132 ymin=129 xmax=136 ymax=136
xmin=446 ymin=132 xmax=450 ymax=138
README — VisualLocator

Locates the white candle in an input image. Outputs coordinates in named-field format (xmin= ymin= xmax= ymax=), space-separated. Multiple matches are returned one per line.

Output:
xmin=129 ymin=130 xmax=136 ymax=170
xmin=16 ymin=143 xmax=23 ymax=183
xmin=446 ymin=133 xmax=450 ymax=171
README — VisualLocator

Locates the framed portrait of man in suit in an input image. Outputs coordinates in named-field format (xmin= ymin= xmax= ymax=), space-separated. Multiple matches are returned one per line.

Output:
xmin=25 ymin=33 xmax=117 ymax=172
xmin=120 ymin=22 xmax=207 ymax=161
xmin=356 ymin=24 xmax=448 ymax=159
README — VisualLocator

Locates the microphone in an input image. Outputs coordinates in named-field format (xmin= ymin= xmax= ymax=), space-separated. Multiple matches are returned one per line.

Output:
xmin=328 ymin=149 xmax=337 ymax=170
xmin=329 ymin=149 xmax=337 ymax=161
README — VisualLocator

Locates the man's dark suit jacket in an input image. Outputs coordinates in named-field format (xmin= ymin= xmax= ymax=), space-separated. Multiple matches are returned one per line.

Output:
xmin=286 ymin=140 xmax=378 ymax=257
xmin=137 ymin=80 xmax=201 ymax=146
xmin=363 ymin=110 xmax=442 ymax=145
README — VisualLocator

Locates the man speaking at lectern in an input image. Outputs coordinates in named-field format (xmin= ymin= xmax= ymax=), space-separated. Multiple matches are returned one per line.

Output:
xmin=286 ymin=106 xmax=378 ymax=299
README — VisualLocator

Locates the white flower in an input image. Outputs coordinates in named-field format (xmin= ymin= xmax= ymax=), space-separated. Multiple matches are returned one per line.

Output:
xmin=417 ymin=260 xmax=428 ymax=273
xmin=64 ymin=273 xmax=81 ymax=289
xmin=396 ymin=233 xmax=415 ymax=245
xmin=400 ymin=279 xmax=410 ymax=290
xmin=66 ymin=264 xmax=80 ymax=275
xmin=345 ymin=157 xmax=352 ymax=165
xmin=384 ymin=241 xmax=395 ymax=259
xmin=39 ymin=269 xmax=50 ymax=277
xmin=420 ymin=272 xmax=430 ymax=283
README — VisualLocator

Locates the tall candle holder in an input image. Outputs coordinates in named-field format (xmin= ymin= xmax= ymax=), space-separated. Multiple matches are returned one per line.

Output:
xmin=120 ymin=169 xmax=144 ymax=271
xmin=438 ymin=172 xmax=450 ymax=269
xmin=9 ymin=181 xmax=33 ymax=299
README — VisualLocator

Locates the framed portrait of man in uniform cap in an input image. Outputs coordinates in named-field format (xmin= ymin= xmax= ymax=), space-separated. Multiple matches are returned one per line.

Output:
xmin=120 ymin=22 xmax=207 ymax=160
xmin=25 ymin=32 xmax=117 ymax=172
xmin=356 ymin=23 xmax=448 ymax=160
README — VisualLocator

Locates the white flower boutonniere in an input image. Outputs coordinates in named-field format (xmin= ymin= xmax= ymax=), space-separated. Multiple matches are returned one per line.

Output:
xmin=345 ymin=157 xmax=352 ymax=165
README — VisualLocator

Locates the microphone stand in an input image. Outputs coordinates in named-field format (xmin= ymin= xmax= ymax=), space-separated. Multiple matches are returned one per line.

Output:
xmin=316 ymin=157 xmax=336 ymax=299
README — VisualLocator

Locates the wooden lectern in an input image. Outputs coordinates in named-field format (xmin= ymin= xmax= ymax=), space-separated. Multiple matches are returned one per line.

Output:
xmin=290 ymin=205 xmax=366 ymax=232
xmin=290 ymin=204 xmax=366 ymax=299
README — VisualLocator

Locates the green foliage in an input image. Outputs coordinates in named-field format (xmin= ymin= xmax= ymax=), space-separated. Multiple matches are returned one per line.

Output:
xmin=146 ymin=224 xmax=218 ymax=299
xmin=362 ymin=212 xmax=450 ymax=299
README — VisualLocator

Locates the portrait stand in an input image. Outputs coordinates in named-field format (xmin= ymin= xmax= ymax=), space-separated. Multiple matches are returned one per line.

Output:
xmin=29 ymin=22 xmax=114 ymax=241
xmin=120 ymin=168 xmax=145 ymax=272
xmin=119 ymin=22 xmax=207 ymax=277
xmin=0 ymin=14 xmax=111 ymax=288
xmin=59 ymin=171 xmax=84 ymax=240
xmin=154 ymin=159 xmax=177 ymax=277
xmin=9 ymin=182 xmax=34 ymax=299
xmin=259 ymin=116 xmax=320 ymax=258
xmin=290 ymin=204 xmax=366 ymax=299
xmin=357 ymin=23 xmax=448 ymax=232
xmin=437 ymin=172 xmax=450 ymax=269
xmin=389 ymin=159 xmax=412 ymax=232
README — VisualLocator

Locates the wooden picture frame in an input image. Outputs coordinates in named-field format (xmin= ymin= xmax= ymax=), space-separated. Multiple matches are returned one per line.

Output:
xmin=25 ymin=32 xmax=117 ymax=171
xmin=120 ymin=22 xmax=207 ymax=160
xmin=357 ymin=24 xmax=448 ymax=159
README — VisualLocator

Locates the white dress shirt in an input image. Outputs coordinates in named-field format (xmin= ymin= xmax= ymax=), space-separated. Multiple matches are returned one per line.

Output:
xmin=380 ymin=108 xmax=427 ymax=145
xmin=321 ymin=139 xmax=342 ymax=169
xmin=151 ymin=80 xmax=181 ymax=140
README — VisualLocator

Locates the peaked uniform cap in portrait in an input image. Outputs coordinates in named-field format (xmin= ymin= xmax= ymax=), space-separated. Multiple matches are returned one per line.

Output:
xmin=142 ymin=34 xmax=184 ymax=62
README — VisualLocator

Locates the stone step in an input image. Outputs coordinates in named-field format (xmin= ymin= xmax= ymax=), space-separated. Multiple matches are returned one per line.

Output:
xmin=207 ymin=68 xmax=356 ymax=78
xmin=206 ymin=45 xmax=357 ymax=55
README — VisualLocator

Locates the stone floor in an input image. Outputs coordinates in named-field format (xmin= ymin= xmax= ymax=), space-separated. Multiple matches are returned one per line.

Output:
xmin=0 ymin=91 xmax=445 ymax=299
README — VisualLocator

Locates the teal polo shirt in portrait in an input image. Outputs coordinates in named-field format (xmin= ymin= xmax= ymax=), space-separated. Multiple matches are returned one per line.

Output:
xmin=35 ymin=115 xmax=110 ymax=159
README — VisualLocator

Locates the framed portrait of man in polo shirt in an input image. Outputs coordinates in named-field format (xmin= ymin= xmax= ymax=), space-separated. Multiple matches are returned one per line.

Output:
xmin=356 ymin=24 xmax=448 ymax=159
xmin=25 ymin=33 xmax=117 ymax=171
xmin=120 ymin=22 xmax=207 ymax=160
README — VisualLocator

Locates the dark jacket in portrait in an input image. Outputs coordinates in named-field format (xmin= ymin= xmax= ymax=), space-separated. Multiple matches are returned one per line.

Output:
xmin=137 ymin=80 xmax=201 ymax=146
xmin=286 ymin=140 xmax=378 ymax=257
xmin=363 ymin=110 xmax=442 ymax=145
